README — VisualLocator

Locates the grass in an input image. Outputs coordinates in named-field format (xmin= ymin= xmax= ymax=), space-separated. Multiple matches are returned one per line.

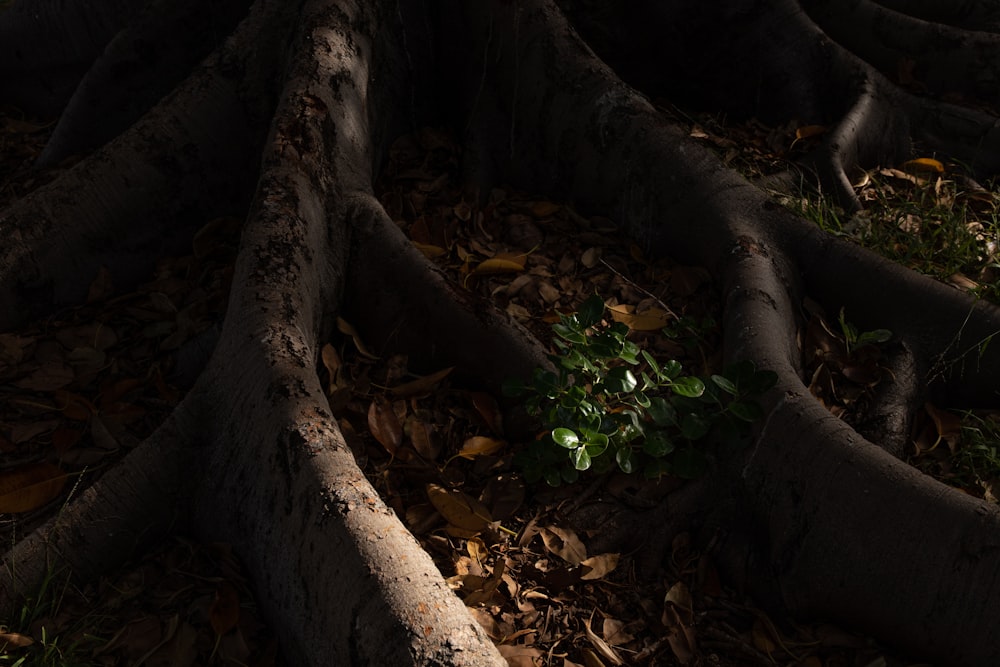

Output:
xmin=780 ymin=165 xmax=1000 ymax=303
xmin=778 ymin=163 xmax=1000 ymax=499
xmin=0 ymin=565 xmax=104 ymax=667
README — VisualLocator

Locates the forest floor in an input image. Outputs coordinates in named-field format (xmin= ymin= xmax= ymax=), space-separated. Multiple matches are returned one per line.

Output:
xmin=3 ymin=102 xmax=995 ymax=665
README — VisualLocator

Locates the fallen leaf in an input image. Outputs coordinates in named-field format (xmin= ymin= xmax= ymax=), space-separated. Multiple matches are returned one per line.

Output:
xmin=15 ymin=362 xmax=74 ymax=391
xmin=583 ymin=611 xmax=624 ymax=665
xmin=389 ymin=366 xmax=454 ymax=397
xmin=426 ymin=483 xmax=493 ymax=534
xmin=0 ymin=463 xmax=67 ymax=513
xmin=470 ymin=391 xmax=503 ymax=433
xmin=407 ymin=418 xmax=440 ymax=460
xmin=540 ymin=526 xmax=587 ymax=565
xmin=336 ymin=317 xmax=378 ymax=360
xmin=320 ymin=343 xmax=342 ymax=393
xmin=464 ymin=559 xmax=505 ymax=606
xmin=456 ymin=435 xmax=506 ymax=460
xmin=794 ymin=124 xmax=827 ymax=141
xmin=497 ymin=644 xmax=544 ymax=667
xmin=530 ymin=201 xmax=560 ymax=218
xmin=0 ymin=631 xmax=34 ymax=648
xmin=413 ymin=242 xmax=448 ymax=259
xmin=607 ymin=304 xmax=672 ymax=331
xmin=473 ymin=256 xmax=524 ymax=275
xmin=924 ymin=402 xmax=962 ymax=453
xmin=580 ymin=553 xmax=619 ymax=580
xmin=581 ymin=247 xmax=601 ymax=268
xmin=902 ymin=157 xmax=944 ymax=174
xmin=368 ymin=397 xmax=403 ymax=455
xmin=209 ymin=582 xmax=241 ymax=636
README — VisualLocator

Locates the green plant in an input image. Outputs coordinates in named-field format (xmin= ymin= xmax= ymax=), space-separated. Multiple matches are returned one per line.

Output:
xmin=836 ymin=307 xmax=892 ymax=354
xmin=954 ymin=412 xmax=1000 ymax=494
xmin=0 ymin=565 xmax=104 ymax=667
xmin=504 ymin=295 xmax=777 ymax=486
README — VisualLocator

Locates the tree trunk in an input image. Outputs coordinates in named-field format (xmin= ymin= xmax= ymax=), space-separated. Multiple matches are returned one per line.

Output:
xmin=3 ymin=0 xmax=1000 ymax=664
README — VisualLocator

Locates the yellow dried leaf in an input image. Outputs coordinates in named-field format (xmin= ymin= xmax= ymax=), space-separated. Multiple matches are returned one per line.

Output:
xmin=580 ymin=553 xmax=620 ymax=580
xmin=457 ymin=436 xmax=506 ymax=460
xmin=795 ymin=124 xmax=827 ymax=140
xmin=902 ymin=157 xmax=945 ymax=174
xmin=412 ymin=242 xmax=448 ymax=259
xmin=530 ymin=201 xmax=560 ymax=218
xmin=426 ymin=483 xmax=492 ymax=533
xmin=0 ymin=463 xmax=67 ymax=513
xmin=540 ymin=526 xmax=587 ymax=565
xmin=472 ymin=257 xmax=524 ymax=275
xmin=607 ymin=304 xmax=672 ymax=331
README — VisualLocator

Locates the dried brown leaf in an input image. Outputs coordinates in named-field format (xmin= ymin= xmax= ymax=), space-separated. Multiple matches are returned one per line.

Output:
xmin=0 ymin=631 xmax=34 ymax=648
xmin=426 ymin=483 xmax=492 ymax=533
xmin=390 ymin=366 xmax=453 ymax=398
xmin=407 ymin=418 xmax=440 ymax=460
xmin=583 ymin=612 xmax=625 ymax=666
xmin=0 ymin=463 xmax=67 ymax=513
xmin=368 ymin=398 xmax=403 ymax=455
xmin=540 ymin=526 xmax=587 ymax=565
xmin=580 ymin=553 xmax=619 ymax=580
xmin=209 ymin=582 xmax=241 ymax=636
xmin=456 ymin=435 xmax=506 ymax=460
xmin=607 ymin=304 xmax=671 ymax=331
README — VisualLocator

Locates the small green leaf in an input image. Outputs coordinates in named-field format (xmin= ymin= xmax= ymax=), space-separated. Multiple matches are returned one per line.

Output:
xmin=671 ymin=376 xmax=705 ymax=398
xmin=633 ymin=390 xmax=651 ymax=408
xmin=857 ymin=329 xmax=892 ymax=347
xmin=577 ymin=294 xmax=606 ymax=328
xmin=552 ymin=428 xmax=580 ymax=448
xmin=605 ymin=367 xmax=638 ymax=393
xmin=501 ymin=377 xmax=526 ymax=397
xmin=642 ymin=430 xmax=675 ymax=457
xmin=648 ymin=397 xmax=677 ymax=426
xmin=728 ymin=400 xmax=764 ymax=422
xmin=680 ymin=413 xmax=710 ymax=440
xmin=616 ymin=447 xmax=636 ymax=473
xmin=561 ymin=466 xmax=579 ymax=484
xmin=620 ymin=341 xmax=640 ymax=364
xmin=711 ymin=374 xmax=738 ymax=395
xmin=660 ymin=360 xmax=682 ymax=380
xmin=641 ymin=349 xmax=660 ymax=374
xmin=544 ymin=468 xmax=563 ymax=487
xmin=553 ymin=323 xmax=587 ymax=345
xmin=581 ymin=430 xmax=609 ymax=450
xmin=571 ymin=447 xmax=592 ymax=470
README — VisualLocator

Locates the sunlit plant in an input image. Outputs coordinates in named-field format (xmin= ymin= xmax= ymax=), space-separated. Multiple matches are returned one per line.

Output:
xmin=504 ymin=295 xmax=777 ymax=486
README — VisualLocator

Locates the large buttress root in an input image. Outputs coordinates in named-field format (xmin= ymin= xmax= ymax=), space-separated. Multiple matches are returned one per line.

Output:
xmin=3 ymin=0 xmax=1000 ymax=665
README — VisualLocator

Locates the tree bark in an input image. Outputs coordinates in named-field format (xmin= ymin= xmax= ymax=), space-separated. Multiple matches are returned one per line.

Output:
xmin=3 ymin=0 xmax=1000 ymax=664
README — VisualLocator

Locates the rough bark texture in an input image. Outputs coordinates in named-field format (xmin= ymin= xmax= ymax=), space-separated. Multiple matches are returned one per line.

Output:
xmin=3 ymin=0 xmax=1000 ymax=665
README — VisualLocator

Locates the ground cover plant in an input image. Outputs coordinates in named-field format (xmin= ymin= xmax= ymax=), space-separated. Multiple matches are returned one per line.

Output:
xmin=3 ymin=0 xmax=1000 ymax=665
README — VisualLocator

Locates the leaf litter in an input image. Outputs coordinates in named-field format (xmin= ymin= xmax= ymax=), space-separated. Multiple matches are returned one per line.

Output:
xmin=305 ymin=127 xmax=922 ymax=665
xmin=1 ymin=109 xmax=280 ymax=665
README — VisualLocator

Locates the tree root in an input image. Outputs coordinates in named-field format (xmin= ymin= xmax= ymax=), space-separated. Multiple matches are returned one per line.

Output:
xmin=4 ymin=0 xmax=1000 ymax=664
